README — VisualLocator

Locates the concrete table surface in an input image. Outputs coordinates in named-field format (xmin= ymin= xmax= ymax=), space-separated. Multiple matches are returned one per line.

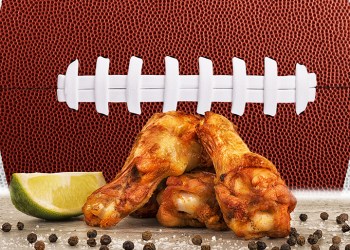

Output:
xmin=0 ymin=194 xmax=350 ymax=250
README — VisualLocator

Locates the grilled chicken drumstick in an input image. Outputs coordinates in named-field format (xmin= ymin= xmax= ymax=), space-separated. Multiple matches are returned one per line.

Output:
xmin=83 ymin=111 xmax=211 ymax=227
xmin=196 ymin=112 xmax=296 ymax=239
xmin=157 ymin=171 xmax=227 ymax=231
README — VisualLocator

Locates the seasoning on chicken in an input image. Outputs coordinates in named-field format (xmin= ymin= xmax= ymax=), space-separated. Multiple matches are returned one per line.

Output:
xmin=157 ymin=171 xmax=227 ymax=231
xmin=197 ymin=112 xmax=297 ymax=239
xmin=83 ymin=111 xmax=211 ymax=228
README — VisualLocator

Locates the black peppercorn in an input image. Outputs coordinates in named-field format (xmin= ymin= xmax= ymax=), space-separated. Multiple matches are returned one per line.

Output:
xmin=100 ymin=246 xmax=109 ymax=250
xmin=27 ymin=233 xmax=38 ymax=243
xmin=257 ymin=241 xmax=267 ymax=250
xmin=307 ymin=234 xmax=318 ymax=245
xmin=143 ymin=242 xmax=156 ymax=250
xmin=299 ymin=214 xmax=308 ymax=221
xmin=123 ymin=240 xmax=134 ymax=250
xmin=340 ymin=213 xmax=348 ymax=220
xmin=296 ymin=235 xmax=305 ymax=246
xmin=320 ymin=212 xmax=329 ymax=220
xmin=336 ymin=216 xmax=342 ymax=224
xmin=280 ymin=243 xmax=291 ymax=250
xmin=16 ymin=222 xmax=24 ymax=230
xmin=87 ymin=238 xmax=97 ymax=247
xmin=332 ymin=236 xmax=341 ymax=245
xmin=1 ymin=223 xmax=11 ymax=232
xmin=311 ymin=244 xmax=320 ymax=250
xmin=329 ymin=245 xmax=339 ymax=250
xmin=68 ymin=236 xmax=79 ymax=246
xmin=100 ymin=235 xmax=112 ymax=245
xmin=248 ymin=241 xmax=257 ymax=250
xmin=191 ymin=235 xmax=202 ymax=246
xmin=271 ymin=247 xmax=279 ymax=250
xmin=34 ymin=241 xmax=45 ymax=250
xmin=345 ymin=244 xmax=350 ymax=250
xmin=87 ymin=229 xmax=97 ymax=238
xmin=142 ymin=231 xmax=152 ymax=241
xmin=49 ymin=234 xmax=58 ymax=243
xmin=313 ymin=229 xmax=323 ymax=239
xmin=289 ymin=227 xmax=299 ymax=237
xmin=201 ymin=245 xmax=211 ymax=250
xmin=342 ymin=223 xmax=350 ymax=232
xmin=286 ymin=236 xmax=296 ymax=246
xmin=336 ymin=213 xmax=348 ymax=224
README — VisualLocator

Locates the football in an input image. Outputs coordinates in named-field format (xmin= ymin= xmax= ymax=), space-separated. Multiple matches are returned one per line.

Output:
xmin=1 ymin=0 xmax=349 ymax=189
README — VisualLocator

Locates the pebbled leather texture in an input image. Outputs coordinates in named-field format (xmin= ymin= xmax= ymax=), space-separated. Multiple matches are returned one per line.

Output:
xmin=1 ymin=0 xmax=349 ymax=189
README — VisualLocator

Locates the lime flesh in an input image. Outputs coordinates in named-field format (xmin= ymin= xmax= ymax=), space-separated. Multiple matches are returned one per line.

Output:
xmin=9 ymin=172 xmax=106 ymax=220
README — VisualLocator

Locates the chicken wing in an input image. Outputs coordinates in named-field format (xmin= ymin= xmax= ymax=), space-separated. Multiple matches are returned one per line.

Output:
xmin=157 ymin=171 xmax=227 ymax=231
xmin=196 ymin=112 xmax=297 ymax=239
xmin=83 ymin=111 xmax=211 ymax=227
xmin=131 ymin=168 xmax=215 ymax=219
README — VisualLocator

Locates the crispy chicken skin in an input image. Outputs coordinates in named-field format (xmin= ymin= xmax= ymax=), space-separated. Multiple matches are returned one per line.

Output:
xmin=196 ymin=112 xmax=297 ymax=239
xmin=130 ymin=166 xmax=215 ymax=219
xmin=83 ymin=111 xmax=211 ymax=227
xmin=129 ymin=192 xmax=159 ymax=218
xmin=157 ymin=171 xmax=227 ymax=231
xmin=129 ymin=181 xmax=165 ymax=218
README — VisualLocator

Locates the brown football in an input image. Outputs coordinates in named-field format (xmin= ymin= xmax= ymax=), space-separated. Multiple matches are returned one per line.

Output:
xmin=0 ymin=0 xmax=349 ymax=189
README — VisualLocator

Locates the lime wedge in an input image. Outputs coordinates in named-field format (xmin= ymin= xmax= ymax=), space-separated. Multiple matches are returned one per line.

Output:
xmin=9 ymin=172 xmax=106 ymax=220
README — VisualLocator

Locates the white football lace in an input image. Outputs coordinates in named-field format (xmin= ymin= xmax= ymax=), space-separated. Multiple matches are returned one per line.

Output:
xmin=57 ymin=56 xmax=317 ymax=116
